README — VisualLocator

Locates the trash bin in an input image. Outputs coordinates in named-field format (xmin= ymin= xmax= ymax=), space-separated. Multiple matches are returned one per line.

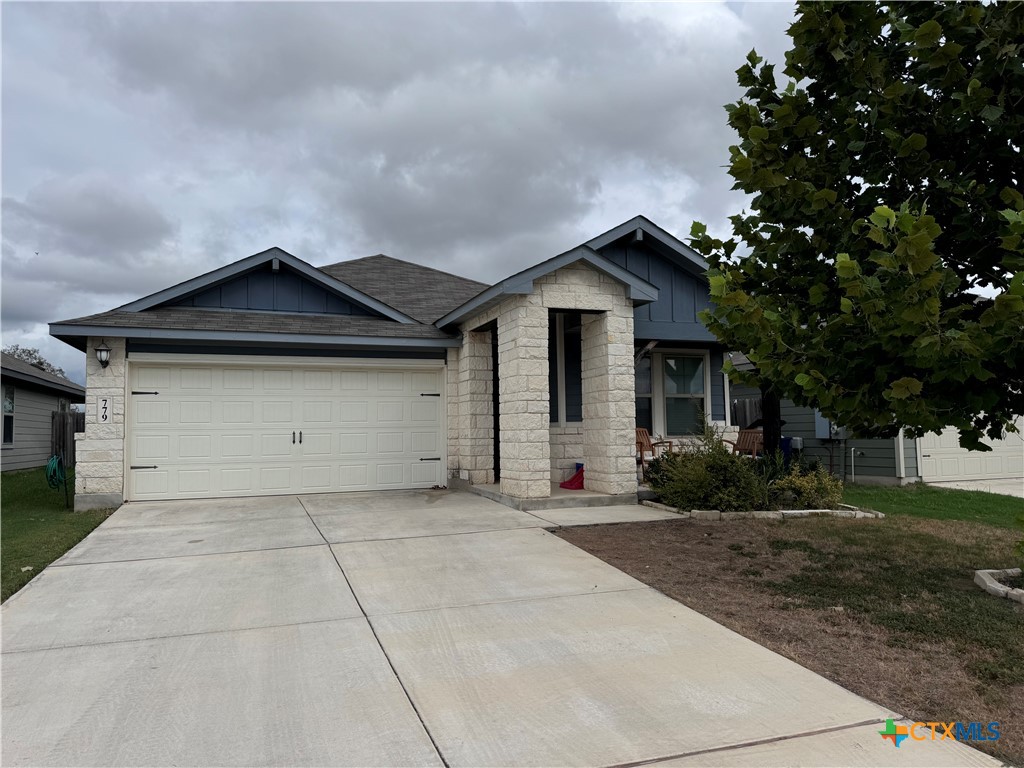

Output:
xmin=781 ymin=436 xmax=793 ymax=463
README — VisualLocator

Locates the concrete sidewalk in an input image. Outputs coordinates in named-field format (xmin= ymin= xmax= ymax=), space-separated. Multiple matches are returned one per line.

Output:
xmin=1 ymin=490 xmax=1002 ymax=767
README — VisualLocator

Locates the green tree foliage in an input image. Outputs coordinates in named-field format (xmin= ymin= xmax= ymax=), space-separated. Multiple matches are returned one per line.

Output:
xmin=2 ymin=345 xmax=67 ymax=379
xmin=690 ymin=2 xmax=1023 ymax=449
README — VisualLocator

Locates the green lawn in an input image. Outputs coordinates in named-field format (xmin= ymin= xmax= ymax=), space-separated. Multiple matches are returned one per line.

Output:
xmin=1 ymin=467 xmax=114 ymax=602
xmin=843 ymin=482 xmax=1024 ymax=529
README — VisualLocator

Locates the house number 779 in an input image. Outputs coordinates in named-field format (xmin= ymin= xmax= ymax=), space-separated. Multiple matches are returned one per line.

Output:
xmin=99 ymin=398 xmax=110 ymax=423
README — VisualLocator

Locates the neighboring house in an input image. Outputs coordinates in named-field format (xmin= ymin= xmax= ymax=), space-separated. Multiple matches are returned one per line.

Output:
xmin=728 ymin=354 xmax=1024 ymax=486
xmin=1 ymin=353 xmax=85 ymax=472
xmin=50 ymin=215 xmax=732 ymax=511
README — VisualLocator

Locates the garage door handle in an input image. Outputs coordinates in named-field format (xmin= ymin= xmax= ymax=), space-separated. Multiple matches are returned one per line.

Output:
xmin=419 ymin=457 xmax=441 ymax=461
xmin=292 ymin=431 xmax=296 ymax=444
xmin=132 ymin=391 xmax=159 ymax=395
xmin=420 ymin=393 xmax=441 ymax=397
xmin=299 ymin=431 xmax=303 ymax=444
xmin=130 ymin=465 xmax=159 ymax=470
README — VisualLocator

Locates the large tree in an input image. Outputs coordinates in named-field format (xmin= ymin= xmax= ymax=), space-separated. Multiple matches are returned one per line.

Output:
xmin=691 ymin=1 xmax=1023 ymax=450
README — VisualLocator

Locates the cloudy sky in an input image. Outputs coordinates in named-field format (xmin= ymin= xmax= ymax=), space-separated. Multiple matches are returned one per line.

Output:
xmin=2 ymin=1 xmax=796 ymax=383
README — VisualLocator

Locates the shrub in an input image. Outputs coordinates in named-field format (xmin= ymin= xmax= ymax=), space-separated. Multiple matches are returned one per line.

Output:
xmin=771 ymin=464 xmax=843 ymax=510
xmin=645 ymin=421 xmax=844 ymax=512
xmin=649 ymin=447 xmax=766 ymax=512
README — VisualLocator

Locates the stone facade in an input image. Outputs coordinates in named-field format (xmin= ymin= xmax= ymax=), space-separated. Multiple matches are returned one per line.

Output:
xmin=550 ymin=425 xmax=583 ymax=482
xmin=457 ymin=331 xmax=494 ymax=485
xmin=75 ymin=337 xmax=126 ymax=511
xmin=450 ymin=261 xmax=639 ymax=499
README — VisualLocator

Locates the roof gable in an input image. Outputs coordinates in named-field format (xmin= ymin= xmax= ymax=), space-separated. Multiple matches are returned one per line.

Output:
xmin=435 ymin=245 xmax=659 ymax=329
xmin=120 ymin=247 xmax=417 ymax=324
xmin=585 ymin=215 xmax=709 ymax=279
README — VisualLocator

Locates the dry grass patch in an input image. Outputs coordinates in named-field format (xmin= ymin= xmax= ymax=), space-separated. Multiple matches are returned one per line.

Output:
xmin=556 ymin=515 xmax=1023 ymax=765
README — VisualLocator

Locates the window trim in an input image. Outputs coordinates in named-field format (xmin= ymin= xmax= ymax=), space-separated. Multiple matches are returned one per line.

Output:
xmin=649 ymin=349 xmax=712 ymax=438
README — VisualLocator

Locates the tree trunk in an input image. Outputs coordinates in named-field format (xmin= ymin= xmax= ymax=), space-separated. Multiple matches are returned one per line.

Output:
xmin=760 ymin=385 xmax=782 ymax=456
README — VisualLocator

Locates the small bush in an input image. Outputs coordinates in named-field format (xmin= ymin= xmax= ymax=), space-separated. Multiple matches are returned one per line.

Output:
xmin=771 ymin=464 xmax=843 ymax=509
xmin=646 ymin=421 xmax=843 ymax=512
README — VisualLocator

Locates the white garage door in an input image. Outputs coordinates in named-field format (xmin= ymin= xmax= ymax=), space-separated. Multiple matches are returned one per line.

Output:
xmin=920 ymin=418 xmax=1024 ymax=482
xmin=127 ymin=357 xmax=445 ymax=501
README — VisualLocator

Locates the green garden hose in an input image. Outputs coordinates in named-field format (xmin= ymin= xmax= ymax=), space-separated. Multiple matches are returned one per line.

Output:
xmin=46 ymin=454 xmax=65 ymax=489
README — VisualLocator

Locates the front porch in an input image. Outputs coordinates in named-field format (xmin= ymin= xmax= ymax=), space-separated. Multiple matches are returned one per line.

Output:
xmin=456 ymin=480 xmax=638 ymax=512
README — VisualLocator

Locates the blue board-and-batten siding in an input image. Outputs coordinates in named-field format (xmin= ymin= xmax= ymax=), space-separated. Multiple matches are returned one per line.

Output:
xmin=597 ymin=240 xmax=715 ymax=343
xmin=174 ymin=265 xmax=376 ymax=316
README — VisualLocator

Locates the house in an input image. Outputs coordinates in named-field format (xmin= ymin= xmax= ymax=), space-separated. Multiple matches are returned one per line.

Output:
xmin=50 ymin=216 xmax=734 ymax=511
xmin=1 ymin=353 xmax=85 ymax=472
xmin=728 ymin=355 xmax=1024 ymax=487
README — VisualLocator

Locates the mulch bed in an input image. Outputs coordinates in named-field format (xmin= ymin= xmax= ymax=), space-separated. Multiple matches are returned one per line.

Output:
xmin=556 ymin=515 xmax=1023 ymax=765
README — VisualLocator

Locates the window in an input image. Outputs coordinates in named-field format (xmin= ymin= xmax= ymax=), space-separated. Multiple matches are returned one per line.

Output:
xmin=635 ymin=356 xmax=653 ymax=432
xmin=548 ymin=311 xmax=583 ymax=425
xmin=634 ymin=351 xmax=711 ymax=437
xmin=2 ymin=385 xmax=14 ymax=445
xmin=664 ymin=355 xmax=705 ymax=434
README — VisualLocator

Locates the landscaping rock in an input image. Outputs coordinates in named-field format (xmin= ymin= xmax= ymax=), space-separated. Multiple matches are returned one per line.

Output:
xmin=974 ymin=568 xmax=1023 ymax=602
xmin=691 ymin=510 xmax=721 ymax=521
xmin=720 ymin=511 xmax=752 ymax=521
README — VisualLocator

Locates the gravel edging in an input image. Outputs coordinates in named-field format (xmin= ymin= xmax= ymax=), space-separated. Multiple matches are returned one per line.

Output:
xmin=639 ymin=500 xmax=884 ymax=520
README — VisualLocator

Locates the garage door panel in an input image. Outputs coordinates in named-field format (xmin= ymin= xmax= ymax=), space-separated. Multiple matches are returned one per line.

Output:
xmin=259 ymin=467 xmax=293 ymax=492
xmin=338 ymin=465 xmax=368 ymax=489
xmin=411 ymin=400 xmax=440 ymax=422
xmin=300 ymin=432 xmax=333 ymax=456
xmin=302 ymin=401 xmax=333 ymax=422
xmin=129 ymin=361 xmax=445 ymax=501
xmin=411 ymin=431 xmax=439 ymax=453
xmin=340 ymin=402 xmax=368 ymax=423
xmin=179 ymin=401 xmax=212 ymax=423
xmin=377 ymin=402 xmax=405 ymax=422
xmin=263 ymin=370 xmax=292 ymax=389
xmin=303 ymin=370 xmax=333 ymax=390
xmin=178 ymin=469 xmax=211 ymax=494
xmin=377 ymin=372 xmax=405 ymax=391
xmin=178 ymin=435 xmax=212 ymax=459
xmin=179 ymin=368 xmax=213 ymax=389
xmin=339 ymin=433 xmax=368 ymax=454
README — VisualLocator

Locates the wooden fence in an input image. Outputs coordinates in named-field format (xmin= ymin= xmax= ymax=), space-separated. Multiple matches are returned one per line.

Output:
xmin=51 ymin=411 xmax=85 ymax=467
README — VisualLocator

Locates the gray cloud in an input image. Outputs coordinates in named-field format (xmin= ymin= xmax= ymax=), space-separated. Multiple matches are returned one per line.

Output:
xmin=1 ymin=1 xmax=796 ymax=382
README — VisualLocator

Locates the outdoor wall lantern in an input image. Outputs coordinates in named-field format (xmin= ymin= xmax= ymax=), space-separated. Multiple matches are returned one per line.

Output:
xmin=95 ymin=342 xmax=111 ymax=369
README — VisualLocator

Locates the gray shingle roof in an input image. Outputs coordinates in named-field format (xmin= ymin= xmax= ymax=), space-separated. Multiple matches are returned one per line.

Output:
xmin=319 ymin=255 xmax=489 ymax=324
xmin=51 ymin=308 xmax=454 ymax=340
xmin=1 ymin=352 xmax=85 ymax=397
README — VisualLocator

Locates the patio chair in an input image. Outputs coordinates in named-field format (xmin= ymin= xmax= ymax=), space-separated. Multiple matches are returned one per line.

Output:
xmin=724 ymin=428 xmax=764 ymax=458
xmin=636 ymin=428 xmax=673 ymax=469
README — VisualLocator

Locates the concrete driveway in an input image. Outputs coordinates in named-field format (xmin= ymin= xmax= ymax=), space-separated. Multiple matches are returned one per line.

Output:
xmin=1 ymin=491 xmax=999 ymax=767
xmin=927 ymin=478 xmax=1024 ymax=498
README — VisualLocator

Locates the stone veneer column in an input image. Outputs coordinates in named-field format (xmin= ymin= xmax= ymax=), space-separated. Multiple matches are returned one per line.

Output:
xmin=446 ymin=346 xmax=460 ymax=482
xmin=497 ymin=297 xmax=550 ymax=498
xmin=581 ymin=304 xmax=638 ymax=495
xmin=457 ymin=330 xmax=494 ymax=484
xmin=75 ymin=337 xmax=127 ymax=511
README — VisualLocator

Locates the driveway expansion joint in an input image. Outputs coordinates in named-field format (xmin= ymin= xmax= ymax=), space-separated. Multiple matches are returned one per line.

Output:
xmin=0 ymin=615 xmax=369 ymax=655
xmin=605 ymin=716 xmax=900 ymax=768
xmin=298 ymin=496 xmax=451 ymax=768
xmin=49 ymin=540 xmax=328 ymax=567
